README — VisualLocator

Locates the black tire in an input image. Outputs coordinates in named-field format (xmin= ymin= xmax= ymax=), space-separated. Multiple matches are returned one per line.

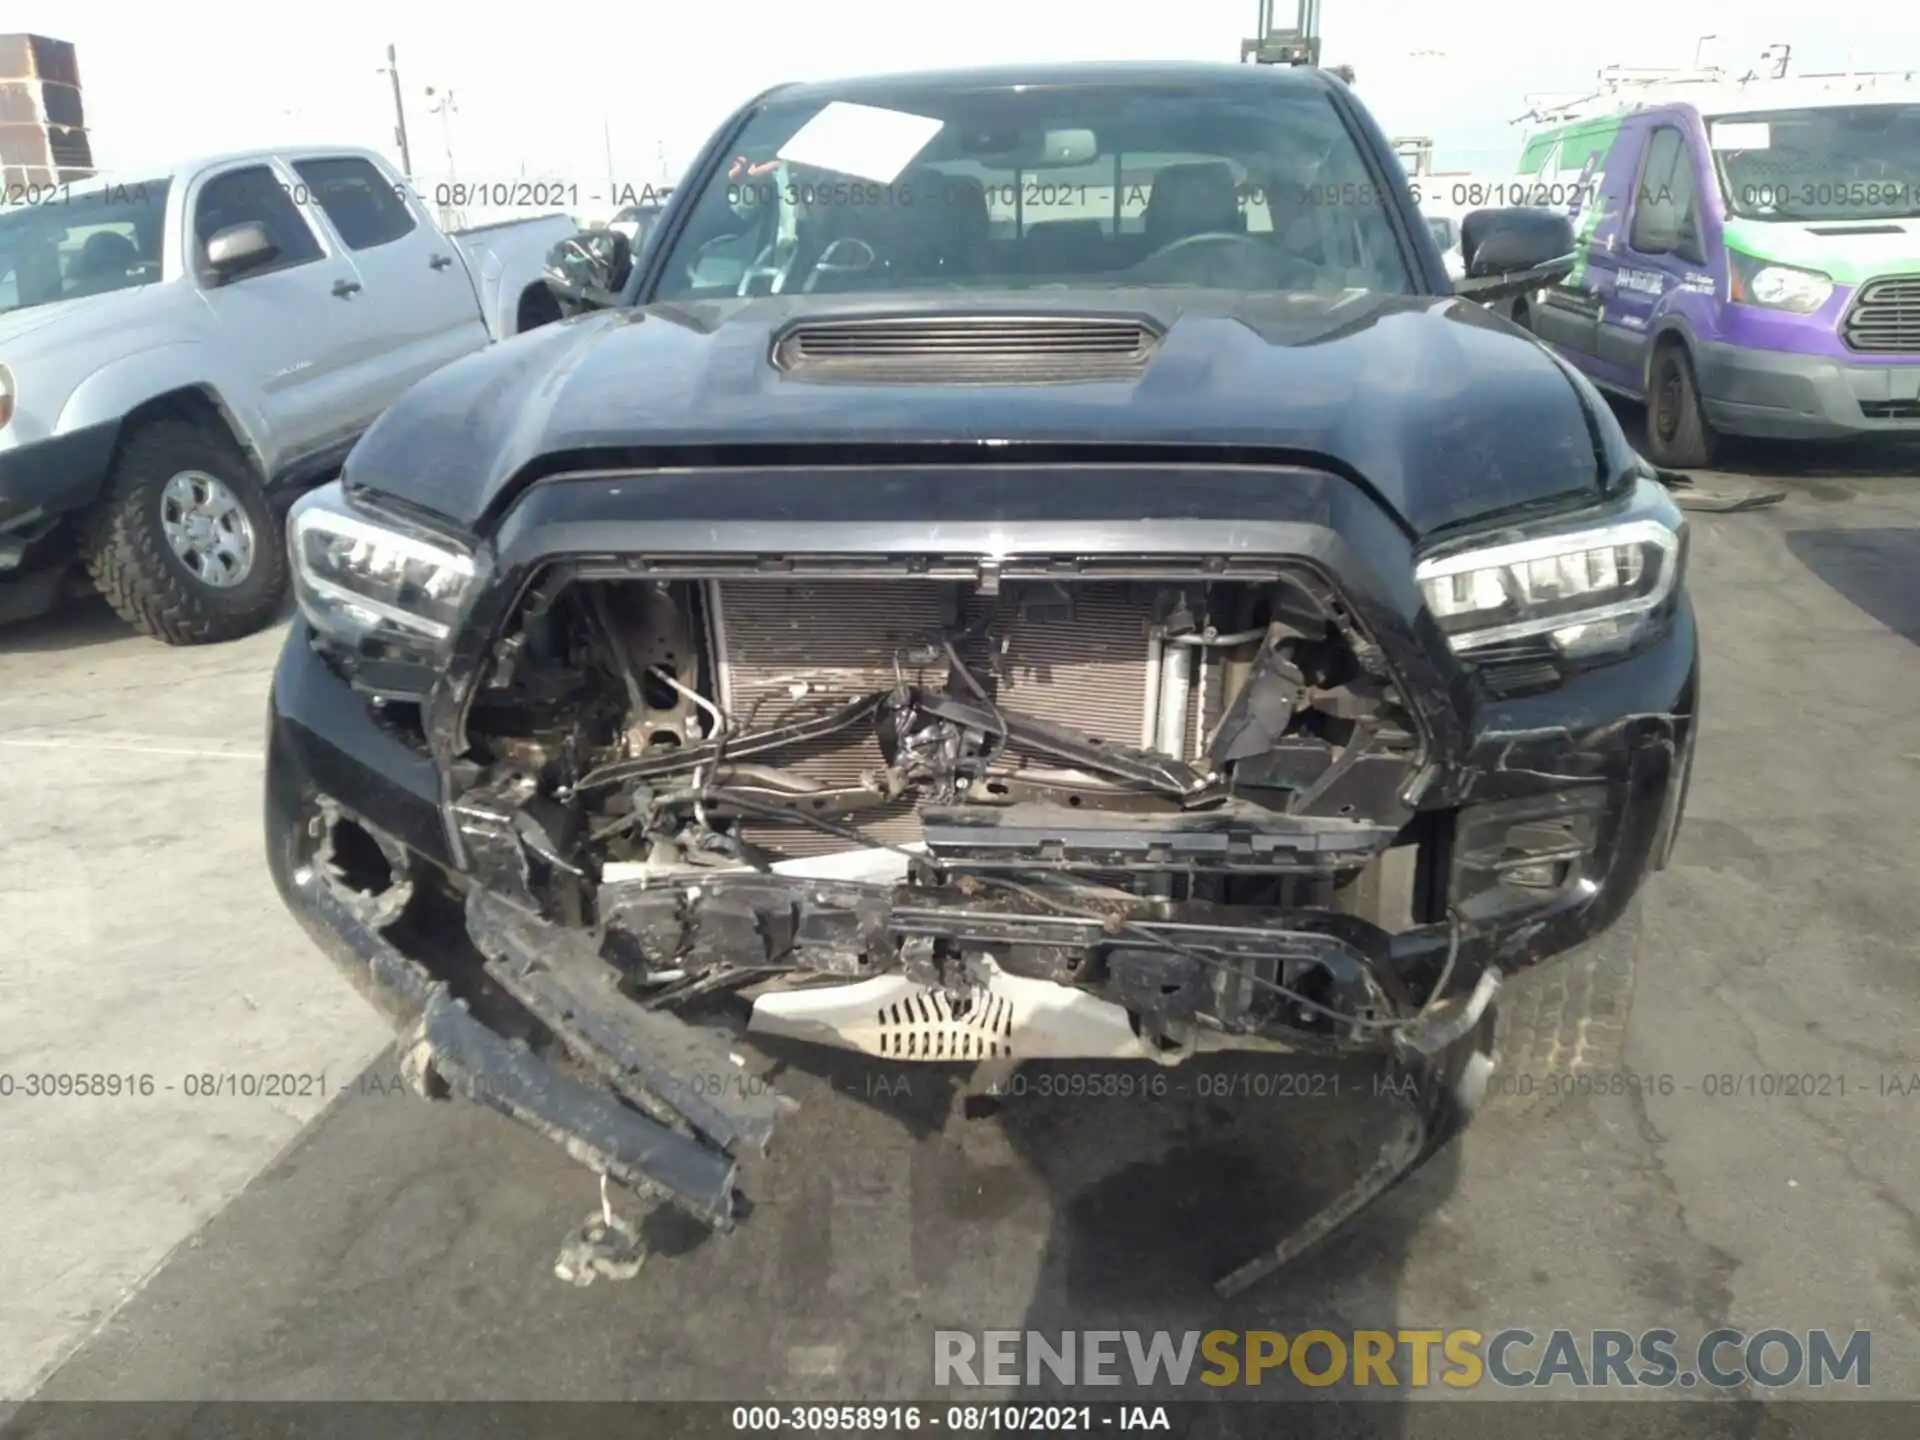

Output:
xmin=1644 ymin=340 xmax=1718 ymax=469
xmin=1508 ymin=298 xmax=1532 ymax=333
xmin=1484 ymin=896 xmax=1643 ymax=1120
xmin=82 ymin=417 xmax=287 ymax=645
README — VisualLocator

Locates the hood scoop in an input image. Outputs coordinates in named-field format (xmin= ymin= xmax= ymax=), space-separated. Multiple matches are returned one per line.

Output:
xmin=771 ymin=313 xmax=1163 ymax=385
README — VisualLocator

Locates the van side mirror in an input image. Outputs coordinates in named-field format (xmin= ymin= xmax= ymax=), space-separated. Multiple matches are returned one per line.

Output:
xmin=543 ymin=228 xmax=633 ymax=312
xmin=1454 ymin=207 xmax=1577 ymax=303
xmin=1634 ymin=200 xmax=1684 ymax=255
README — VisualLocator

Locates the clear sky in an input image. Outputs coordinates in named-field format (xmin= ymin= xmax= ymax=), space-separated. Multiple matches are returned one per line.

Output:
xmin=19 ymin=0 xmax=1919 ymax=186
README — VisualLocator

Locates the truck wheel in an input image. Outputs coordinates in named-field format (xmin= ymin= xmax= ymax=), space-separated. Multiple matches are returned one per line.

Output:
xmin=83 ymin=418 xmax=287 ymax=645
xmin=1644 ymin=341 xmax=1717 ymax=469
xmin=1485 ymin=897 xmax=1643 ymax=1120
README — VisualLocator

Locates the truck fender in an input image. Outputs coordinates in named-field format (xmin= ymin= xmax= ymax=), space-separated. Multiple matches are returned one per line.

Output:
xmin=57 ymin=345 xmax=274 ymax=486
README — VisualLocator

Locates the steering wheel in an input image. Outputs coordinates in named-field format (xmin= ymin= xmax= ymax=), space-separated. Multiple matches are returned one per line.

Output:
xmin=801 ymin=236 xmax=881 ymax=293
xmin=1133 ymin=230 xmax=1267 ymax=274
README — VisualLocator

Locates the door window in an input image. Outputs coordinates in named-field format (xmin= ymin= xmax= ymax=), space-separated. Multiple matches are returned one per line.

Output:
xmin=193 ymin=166 xmax=323 ymax=279
xmin=292 ymin=157 xmax=418 ymax=250
xmin=1629 ymin=127 xmax=1700 ymax=256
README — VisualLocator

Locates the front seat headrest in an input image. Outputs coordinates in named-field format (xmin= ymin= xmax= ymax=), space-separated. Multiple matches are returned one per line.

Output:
xmin=69 ymin=229 xmax=140 ymax=281
xmin=1143 ymin=161 xmax=1245 ymax=248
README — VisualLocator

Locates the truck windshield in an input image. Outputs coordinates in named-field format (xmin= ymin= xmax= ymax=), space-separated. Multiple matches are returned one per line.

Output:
xmin=0 ymin=181 xmax=171 ymax=317
xmin=651 ymin=81 xmax=1415 ymax=302
xmin=1712 ymin=103 xmax=1920 ymax=220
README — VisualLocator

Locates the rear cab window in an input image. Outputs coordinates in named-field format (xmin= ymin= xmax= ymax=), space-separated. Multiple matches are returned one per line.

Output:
xmin=291 ymin=156 xmax=418 ymax=250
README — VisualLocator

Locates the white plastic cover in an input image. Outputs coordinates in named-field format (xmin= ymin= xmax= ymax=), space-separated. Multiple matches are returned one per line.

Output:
xmin=748 ymin=956 xmax=1155 ymax=1063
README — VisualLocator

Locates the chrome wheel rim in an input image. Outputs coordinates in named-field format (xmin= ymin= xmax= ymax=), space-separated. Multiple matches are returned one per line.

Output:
xmin=159 ymin=471 xmax=255 ymax=589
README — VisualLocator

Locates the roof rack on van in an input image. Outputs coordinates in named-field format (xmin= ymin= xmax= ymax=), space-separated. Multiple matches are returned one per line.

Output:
xmin=1513 ymin=49 xmax=1920 ymax=125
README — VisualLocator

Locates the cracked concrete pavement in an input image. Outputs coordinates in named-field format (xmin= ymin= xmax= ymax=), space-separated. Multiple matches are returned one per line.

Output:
xmin=1 ymin=441 xmax=1916 ymax=1410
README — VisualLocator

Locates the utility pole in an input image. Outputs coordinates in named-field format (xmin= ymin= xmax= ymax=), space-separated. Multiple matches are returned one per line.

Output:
xmin=378 ymin=44 xmax=413 ymax=178
xmin=425 ymin=87 xmax=458 ymax=176
xmin=603 ymin=116 xmax=616 ymax=196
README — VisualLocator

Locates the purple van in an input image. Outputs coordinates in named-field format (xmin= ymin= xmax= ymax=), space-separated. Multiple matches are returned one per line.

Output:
xmin=1512 ymin=84 xmax=1920 ymax=466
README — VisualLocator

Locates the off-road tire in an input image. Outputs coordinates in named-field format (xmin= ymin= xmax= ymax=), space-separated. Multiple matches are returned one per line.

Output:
xmin=83 ymin=418 xmax=286 ymax=645
xmin=1644 ymin=340 xmax=1718 ymax=469
xmin=1485 ymin=896 xmax=1643 ymax=1120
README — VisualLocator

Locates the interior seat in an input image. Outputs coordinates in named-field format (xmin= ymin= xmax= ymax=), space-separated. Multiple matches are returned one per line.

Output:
xmin=65 ymin=230 xmax=140 ymax=294
xmin=1141 ymin=161 xmax=1246 ymax=250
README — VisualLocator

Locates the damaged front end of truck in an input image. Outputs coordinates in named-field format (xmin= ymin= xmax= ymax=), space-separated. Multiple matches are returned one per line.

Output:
xmin=266 ymin=459 xmax=1692 ymax=1294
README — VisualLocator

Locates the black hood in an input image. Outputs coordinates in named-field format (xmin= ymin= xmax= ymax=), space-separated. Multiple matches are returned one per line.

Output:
xmin=345 ymin=289 xmax=1609 ymax=539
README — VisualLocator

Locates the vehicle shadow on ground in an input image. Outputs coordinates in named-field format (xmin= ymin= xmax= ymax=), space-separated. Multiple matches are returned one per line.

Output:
xmin=0 ymin=588 xmax=298 ymax=657
xmin=1783 ymin=527 xmax=1920 ymax=644
xmin=747 ymin=1038 xmax=1457 ymax=1432
xmin=997 ymin=1056 xmax=1456 ymax=1436
xmin=0 ymin=592 xmax=131 ymax=655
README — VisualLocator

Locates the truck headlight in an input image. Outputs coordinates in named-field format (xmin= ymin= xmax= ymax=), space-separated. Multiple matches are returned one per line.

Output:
xmin=288 ymin=481 xmax=480 ymax=689
xmin=1415 ymin=513 xmax=1684 ymax=660
xmin=1729 ymin=252 xmax=1832 ymax=314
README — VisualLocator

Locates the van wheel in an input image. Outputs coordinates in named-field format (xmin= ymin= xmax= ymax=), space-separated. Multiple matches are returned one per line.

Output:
xmin=83 ymin=418 xmax=287 ymax=645
xmin=1645 ymin=341 xmax=1717 ymax=468
xmin=1485 ymin=897 xmax=1643 ymax=1120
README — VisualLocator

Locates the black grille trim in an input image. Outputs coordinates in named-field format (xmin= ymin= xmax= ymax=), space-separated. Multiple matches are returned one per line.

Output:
xmin=772 ymin=313 xmax=1164 ymax=384
xmin=1842 ymin=275 xmax=1920 ymax=355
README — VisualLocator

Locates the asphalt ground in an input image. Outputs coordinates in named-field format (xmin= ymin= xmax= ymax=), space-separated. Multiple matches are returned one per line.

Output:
xmin=2 ymin=431 xmax=1917 ymax=1429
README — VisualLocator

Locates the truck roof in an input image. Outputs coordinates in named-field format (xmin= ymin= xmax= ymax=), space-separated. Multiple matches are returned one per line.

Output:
xmin=17 ymin=143 xmax=396 ymax=201
xmin=772 ymin=59 xmax=1337 ymax=105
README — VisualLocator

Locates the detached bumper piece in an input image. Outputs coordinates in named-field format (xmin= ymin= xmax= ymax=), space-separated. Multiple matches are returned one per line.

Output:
xmin=283 ymin=861 xmax=767 ymax=1234
xmin=409 ymin=989 xmax=740 ymax=1232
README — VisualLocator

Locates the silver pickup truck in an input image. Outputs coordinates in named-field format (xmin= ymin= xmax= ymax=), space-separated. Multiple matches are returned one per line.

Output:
xmin=0 ymin=145 xmax=575 ymax=643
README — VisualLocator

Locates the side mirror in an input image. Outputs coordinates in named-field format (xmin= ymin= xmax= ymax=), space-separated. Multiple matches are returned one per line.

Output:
xmin=1633 ymin=200 xmax=1684 ymax=255
xmin=204 ymin=222 xmax=278 ymax=280
xmin=543 ymin=228 xmax=632 ymax=312
xmin=1454 ymin=207 xmax=1577 ymax=303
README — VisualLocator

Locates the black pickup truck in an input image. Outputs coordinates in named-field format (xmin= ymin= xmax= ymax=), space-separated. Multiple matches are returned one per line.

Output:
xmin=264 ymin=60 xmax=1695 ymax=1293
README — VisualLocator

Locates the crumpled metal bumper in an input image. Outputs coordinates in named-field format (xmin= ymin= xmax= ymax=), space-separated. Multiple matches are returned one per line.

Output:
xmin=272 ymin=860 xmax=751 ymax=1231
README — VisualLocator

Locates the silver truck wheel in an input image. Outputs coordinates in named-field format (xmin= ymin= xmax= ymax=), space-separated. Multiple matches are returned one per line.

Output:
xmin=159 ymin=471 xmax=256 ymax=589
xmin=83 ymin=417 xmax=287 ymax=645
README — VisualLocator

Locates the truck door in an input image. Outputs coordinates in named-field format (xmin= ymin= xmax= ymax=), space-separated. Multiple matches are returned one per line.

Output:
xmin=290 ymin=154 xmax=491 ymax=408
xmin=188 ymin=162 xmax=372 ymax=474
xmin=1596 ymin=121 xmax=1707 ymax=388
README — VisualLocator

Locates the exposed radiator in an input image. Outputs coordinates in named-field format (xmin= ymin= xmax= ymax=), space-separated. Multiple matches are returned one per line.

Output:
xmin=707 ymin=579 xmax=1212 ymax=858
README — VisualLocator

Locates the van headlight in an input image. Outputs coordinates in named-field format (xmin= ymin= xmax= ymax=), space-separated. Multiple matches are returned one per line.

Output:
xmin=288 ymin=481 xmax=481 ymax=693
xmin=1415 ymin=512 xmax=1685 ymax=660
xmin=1729 ymin=251 xmax=1833 ymax=314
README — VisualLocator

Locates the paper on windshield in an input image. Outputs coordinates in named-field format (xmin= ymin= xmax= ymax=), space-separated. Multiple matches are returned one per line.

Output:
xmin=776 ymin=102 xmax=944 ymax=184
xmin=1709 ymin=122 xmax=1771 ymax=151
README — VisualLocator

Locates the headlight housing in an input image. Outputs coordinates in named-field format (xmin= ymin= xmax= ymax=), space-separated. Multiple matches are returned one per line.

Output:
xmin=0 ymin=364 xmax=14 ymax=429
xmin=1415 ymin=504 xmax=1685 ymax=661
xmin=1729 ymin=251 xmax=1833 ymax=314
xmin=288 ymin=481 xmax=481 ymax=694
